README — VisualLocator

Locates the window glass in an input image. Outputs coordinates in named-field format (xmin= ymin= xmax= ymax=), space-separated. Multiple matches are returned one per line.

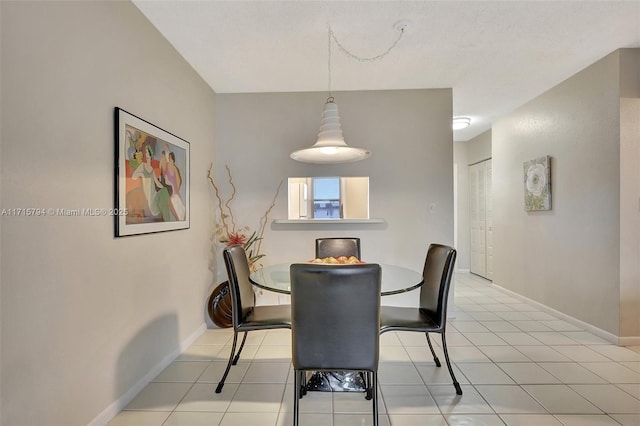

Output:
xmin=287 ymin=177 xmax=369 ymax=220
xmin=313 ymin=178 xmax=340 ymax=218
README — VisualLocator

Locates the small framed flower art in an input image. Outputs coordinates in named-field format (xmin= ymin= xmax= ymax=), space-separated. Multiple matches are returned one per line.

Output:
xmin=114 ymin=107 xmax=190 ymax=236
xmin=523 ymin=155 xmax=551 ymax=212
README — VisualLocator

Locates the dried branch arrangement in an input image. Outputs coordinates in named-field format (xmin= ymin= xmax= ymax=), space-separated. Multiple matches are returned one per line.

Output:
xmin=207 ymin=164 xmax=282 ymax=269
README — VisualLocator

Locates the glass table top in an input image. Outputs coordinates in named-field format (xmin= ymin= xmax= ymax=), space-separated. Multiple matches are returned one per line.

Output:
xmin=249 ymin=263 xmax=424 ymax=296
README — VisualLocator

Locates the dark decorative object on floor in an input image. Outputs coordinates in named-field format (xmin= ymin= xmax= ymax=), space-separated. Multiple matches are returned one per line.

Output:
xmin=208 ymin=281 xmax=232 ymax=328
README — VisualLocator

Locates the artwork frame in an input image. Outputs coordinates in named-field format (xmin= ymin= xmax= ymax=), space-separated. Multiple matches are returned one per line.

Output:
xmin=114 ymin=107 xmax=190 ymax=237
xmin=523 ymin=155 xmax=551 ymax=212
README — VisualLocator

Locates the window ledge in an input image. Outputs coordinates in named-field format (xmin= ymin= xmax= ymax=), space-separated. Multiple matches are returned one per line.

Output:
xmin=273 ymin=218 xmax=385 ymax=224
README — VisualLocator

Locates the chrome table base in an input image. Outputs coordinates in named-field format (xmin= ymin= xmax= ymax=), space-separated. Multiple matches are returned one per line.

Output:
xmin=305 ymin=371 xmax=366 ymax=392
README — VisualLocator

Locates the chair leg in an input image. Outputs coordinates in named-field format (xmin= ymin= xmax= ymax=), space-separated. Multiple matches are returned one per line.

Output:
xmin=216 ymin=330 xmax=239 ymax=393
xmin=232 ymin=331 xmax=248 ymax=365
xmin=299 ymin=371 xmax=307 ymax=398
xmin=425 ymin=333 xmax=442 ymax=367
xmin=365 ymin=371 xmax=373 ymax=400
xmin=294 ymin=369 xmax=301 ymax=426
xmin=371 ymin=371 xmax=378 ymax=426
xmin=301 ymin=371 xmax=307 ymax=396
xmin=440 ymin=333 xmax=462 ymax=395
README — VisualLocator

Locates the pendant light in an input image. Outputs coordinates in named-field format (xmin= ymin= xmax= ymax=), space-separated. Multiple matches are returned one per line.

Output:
xmin=290 ymin=96 xmax=370 ymax=163
xmin=290 ymin=23 xmax=408 ymax=164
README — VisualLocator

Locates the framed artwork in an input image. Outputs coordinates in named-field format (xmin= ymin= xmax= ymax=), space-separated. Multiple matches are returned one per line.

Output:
xmin=114 ymin=107 xmax=190 ymax=237
xmin=523 ymin=155 xmax=551 ymax=211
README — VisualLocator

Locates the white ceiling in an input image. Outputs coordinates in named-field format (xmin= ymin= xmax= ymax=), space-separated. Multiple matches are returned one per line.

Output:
xmin=133 ymin=1 xmax=640 ymax=141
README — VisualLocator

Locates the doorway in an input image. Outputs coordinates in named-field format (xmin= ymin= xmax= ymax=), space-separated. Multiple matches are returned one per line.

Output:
xmin=469 ymin=159 xmax=493 ymax=280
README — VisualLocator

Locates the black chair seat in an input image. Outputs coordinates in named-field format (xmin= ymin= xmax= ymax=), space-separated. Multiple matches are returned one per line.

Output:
xmin=380 ymin=306 xmax=441 ymax=333
xmin=379 ymin=243 xmax=462 ymax=395
xmin=238 ymin=305 xmax=291 ymax=331
xmin=215 ymin=245 xmax=291 ymax=394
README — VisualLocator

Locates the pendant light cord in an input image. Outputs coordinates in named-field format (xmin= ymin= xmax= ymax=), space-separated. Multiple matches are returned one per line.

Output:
xmin=327 ymin=25 xmax=405 ymax=97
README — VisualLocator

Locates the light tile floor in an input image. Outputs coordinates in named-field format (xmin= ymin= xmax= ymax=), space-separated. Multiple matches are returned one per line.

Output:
xmin=108 ymin=273 xmax=640 ymax=426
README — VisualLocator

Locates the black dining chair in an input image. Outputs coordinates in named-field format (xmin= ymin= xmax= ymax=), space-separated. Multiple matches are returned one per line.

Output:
xmin=315 ymin=237 xmax=361 ymax=259
xmin=290 ymin=263 xmax=381 ymax=426
xmin=215 ymin=245 xmax=291 ymax=394
xmin=379 ymin=243 xmax=462 ymax=395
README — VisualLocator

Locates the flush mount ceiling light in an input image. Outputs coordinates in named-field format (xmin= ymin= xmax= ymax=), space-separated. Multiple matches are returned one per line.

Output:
xmin=452 ymin=117 xmax=471 ymax=130
xmin=291 ymin=22 xmax=408 ymax=164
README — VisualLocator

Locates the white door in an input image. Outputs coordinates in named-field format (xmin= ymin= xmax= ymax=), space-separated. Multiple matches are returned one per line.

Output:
xmin=469 ymin=162 xmax=486 ymax=277
xmin=485 ymin=160 xmax=493 ymax=280
xmin=469 ymin=159 xmax=492 ymax=280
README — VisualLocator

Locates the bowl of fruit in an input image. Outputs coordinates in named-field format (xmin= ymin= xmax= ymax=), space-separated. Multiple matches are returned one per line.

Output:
xmin=309 ymin=256 xmax=365 ymax=264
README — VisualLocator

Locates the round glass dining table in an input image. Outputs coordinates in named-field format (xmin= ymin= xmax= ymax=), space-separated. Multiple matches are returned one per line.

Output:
xmin=249 ymin=262 xmax=424 ymax=296
xmin=249 ymin=262 xmax=424 ymax=393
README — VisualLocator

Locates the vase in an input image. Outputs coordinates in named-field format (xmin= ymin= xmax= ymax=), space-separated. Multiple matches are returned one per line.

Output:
xmin=207 ymin=281 xmax=233 ymax=328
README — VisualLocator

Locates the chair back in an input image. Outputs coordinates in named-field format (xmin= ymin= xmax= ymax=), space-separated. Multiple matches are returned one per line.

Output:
xmin=290 ymin=263 xmax=381 ymax=372
xmin=419 ymin=244 xmax=457 ymax=328
xmin=223 ymin=245 xmax=256 ymax=329
xmin=315 ymin=237 xmax=361 ymax=259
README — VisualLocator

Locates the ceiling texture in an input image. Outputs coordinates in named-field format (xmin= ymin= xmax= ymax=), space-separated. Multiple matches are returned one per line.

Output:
xmin=133 ymin=1 xmax=640 ymax=141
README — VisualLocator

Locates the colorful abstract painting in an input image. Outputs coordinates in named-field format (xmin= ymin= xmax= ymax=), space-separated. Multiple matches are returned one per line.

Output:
xmin=523 ymin=155 xmax=551 ymax=212
xmin=115 ymin=108 xmax=190 ymax=236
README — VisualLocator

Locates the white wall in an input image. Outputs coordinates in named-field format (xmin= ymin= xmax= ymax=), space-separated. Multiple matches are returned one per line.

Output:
xmin=343 ymin=177 xmax=369 ymax=219
xmin=213 ymin=90 xmax=454 ymax=307
xmin=1 ymin=2 xmax=216 ymax=425
xmin=492 ymin=50 xmax=638 ymax=338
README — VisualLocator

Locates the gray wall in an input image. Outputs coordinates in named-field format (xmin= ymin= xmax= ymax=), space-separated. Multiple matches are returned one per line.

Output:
xmin=620 ymin=96 xmax=640 ymax=339
xmin=213 ymin=90 xmax=455 ymax=307
xmin=619 ymin=50 xmax=640 ymax=339
xmin=467 ymin=130 xmax=492 ymax=165
xmin=453 ymin=141 xmax=470 ymax=270
xmin=492 ymin=49 xmax=640 ymax=338
xmin=1 ymin=2 xmax=216 ymax=425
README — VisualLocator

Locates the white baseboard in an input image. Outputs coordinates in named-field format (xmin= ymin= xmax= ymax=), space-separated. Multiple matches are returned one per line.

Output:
xmin=490 ymin=282 xmax=632 ymax=346
xmin=456 ymin=268 xmax=470 ymax=274
xmin=88 ymin=322 xmax=207 ymax=426
xmin=619 ymin=336 xmax=640 ymax=346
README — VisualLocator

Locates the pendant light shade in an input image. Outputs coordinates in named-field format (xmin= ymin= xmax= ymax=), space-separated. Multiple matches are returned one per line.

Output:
xmin=290 ymin=97 xmax=371 ymax=164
